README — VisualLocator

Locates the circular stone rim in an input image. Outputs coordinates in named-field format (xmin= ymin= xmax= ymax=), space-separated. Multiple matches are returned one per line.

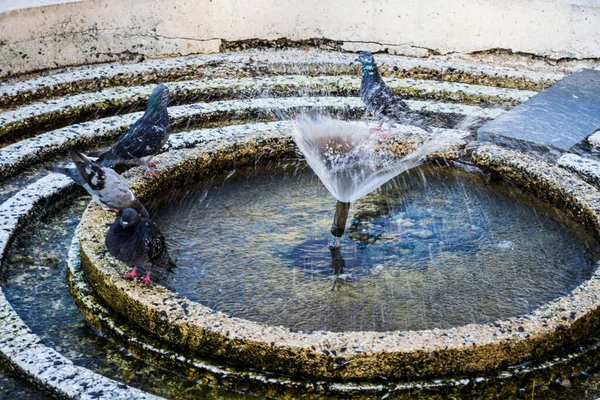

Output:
xmin=78 ymin=130 xmax=600 ymax=381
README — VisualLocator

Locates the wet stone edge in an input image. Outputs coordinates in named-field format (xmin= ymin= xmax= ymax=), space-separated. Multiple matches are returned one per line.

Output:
xmin=0 ymin=74 xmax=526 ymax=143
xmin=68 ymin=210 xmax=600 ymax=398
xmin=0 ymin=96 xmax=496 ymax=183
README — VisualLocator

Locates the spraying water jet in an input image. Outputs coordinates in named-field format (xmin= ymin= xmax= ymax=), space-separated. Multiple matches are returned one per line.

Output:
xmin=292 ymin=114 xmax=452 ymax=252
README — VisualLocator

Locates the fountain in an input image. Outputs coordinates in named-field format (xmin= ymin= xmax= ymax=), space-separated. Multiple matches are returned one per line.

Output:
xmin=291 ymin=115 xmax=453 ymax=249
xmin=3 ymin=3 xmax=600 ymax=397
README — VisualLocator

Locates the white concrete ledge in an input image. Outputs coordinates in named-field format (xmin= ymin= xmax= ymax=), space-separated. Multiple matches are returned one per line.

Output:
xmin=0 ymin=50 xmax=560 ymax=108
xmin=0 ymin=0 xmax=84 ymax=13
xmin=0 ymin=96 xmax=502 ymax=179
xmin=0 ymin=75 xmax=524 ymax=138
xmin=558 ymin=153 xmax=600 ymax=187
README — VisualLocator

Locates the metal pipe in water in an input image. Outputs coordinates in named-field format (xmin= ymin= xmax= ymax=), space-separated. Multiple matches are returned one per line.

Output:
xmin=329 ymin=201 xmax=351 ymax=248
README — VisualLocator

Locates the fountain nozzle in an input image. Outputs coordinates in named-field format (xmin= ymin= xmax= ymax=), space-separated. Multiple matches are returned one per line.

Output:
xmin=329 ymin=201 xmax=351 ymax=248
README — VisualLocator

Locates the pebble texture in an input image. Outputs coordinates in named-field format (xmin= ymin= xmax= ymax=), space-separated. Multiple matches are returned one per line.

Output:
xmin=0 ymin=96 xmax=502 ymax=181
xmin=0 ymin=49 xmax=561 ymax=108
xmin=558 ymin=153 xmax=600 ymax=188
xmin=0 ymin=74 xmax=526 ymax=140
xmin=587 ymin=129 xmax=600 ymax=149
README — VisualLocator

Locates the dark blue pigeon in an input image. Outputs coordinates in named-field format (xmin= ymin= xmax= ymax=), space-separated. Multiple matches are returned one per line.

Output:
xmin=356 ymin=51 xmax=431 ymax=135
xmin=105 ymin=208 xmax=176 ymax=286
xmin=96 ymin=84 xmax=171 ymax=177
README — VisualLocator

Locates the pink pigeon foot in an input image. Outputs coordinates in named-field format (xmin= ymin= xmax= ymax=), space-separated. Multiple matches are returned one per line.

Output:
xmin=144 ymin=169 xmax=161 ymax=178
xmin=369 ymin=122 xmax=384 ymax=133
xmin=108 ymin=207 xmax=119 ymax=213
xmin=123 ymin=267 xmax=139 ymax=279
xmin=141 ymin=271 xmax=154 ymax=286
xmin=380 ymin=128 xmax=394 ymax=141
xmin=147 ymin=161 xmax=156 ymax=167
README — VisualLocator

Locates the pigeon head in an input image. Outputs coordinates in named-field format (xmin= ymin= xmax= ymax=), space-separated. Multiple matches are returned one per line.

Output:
xmin=119 ymin=208 xmax=141 ymax=228
xmin=356 ymin=51 xmax=375 ymax=64
xmin=356 ymin=51 xmax=377 ymax=75
xmin=146 ymin=84 xmax=170 ymax=113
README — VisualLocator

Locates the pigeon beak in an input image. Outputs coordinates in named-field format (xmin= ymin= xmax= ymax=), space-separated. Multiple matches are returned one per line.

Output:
xmin=120 ymin=219 xmax=128 ymax=227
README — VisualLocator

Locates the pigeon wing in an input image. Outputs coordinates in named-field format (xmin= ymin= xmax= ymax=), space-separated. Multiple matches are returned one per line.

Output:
xmin=144 ymin=221 xmax=175 ymax=270
xmin=95 ymin=169 xmax=136 ymax=209
xmin=373 ymin=86 xmax=410 ymax=121
xmin=100 ymin=123 xmax=166 ymax=165
xmin=68 ymin=149 xmax=107 ymax=191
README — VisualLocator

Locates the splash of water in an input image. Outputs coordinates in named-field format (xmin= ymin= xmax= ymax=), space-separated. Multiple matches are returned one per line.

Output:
xmin=292 ymin=115 xmax=452 ymax=203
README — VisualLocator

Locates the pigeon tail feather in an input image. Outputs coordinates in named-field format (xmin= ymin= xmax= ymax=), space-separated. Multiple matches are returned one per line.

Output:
xmin=45 ymin=165 xmax=86 ymax=186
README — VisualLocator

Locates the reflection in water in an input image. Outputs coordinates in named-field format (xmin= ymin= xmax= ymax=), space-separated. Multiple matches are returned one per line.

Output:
xmin=329 ymin=246 xmax=354 ymax=291
xmin=329 ymin=247 xmax=345 ymax=275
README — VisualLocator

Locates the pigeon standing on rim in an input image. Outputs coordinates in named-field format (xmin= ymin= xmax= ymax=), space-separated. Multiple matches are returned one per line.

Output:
xmin=48 ymin=148 xmax=149 ymax=218
xmin=96 ymin=84 xmax=171 ymax=177
xmin=356 ymin=51 xmax=431 ymax=135
xmin=105 ymin=208 xmax=176 ymax=286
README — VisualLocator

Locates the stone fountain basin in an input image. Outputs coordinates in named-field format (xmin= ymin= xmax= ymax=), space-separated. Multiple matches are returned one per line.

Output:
xmin=78 ymin=126 xmax=600 ymax=381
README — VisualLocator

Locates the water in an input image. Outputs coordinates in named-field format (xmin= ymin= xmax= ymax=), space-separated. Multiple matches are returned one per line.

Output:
xmin=292 ymin=115 xmax=453 ymax=203
xmin=151 ymin=162 xmax=600 ymax=332
xmin=0 ymin=366 xmax=50 ymax=400
xmin=2 ymin=166 xmax=600 ymax=398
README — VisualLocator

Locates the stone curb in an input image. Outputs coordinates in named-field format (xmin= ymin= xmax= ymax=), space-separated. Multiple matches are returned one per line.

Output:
xmin=0 ymin=74 xmax=528 ymax=141
xmin=0 ymin=49 xmax=561 ymax=108
xmin=0 ymin=96 xmax=499 ymax=181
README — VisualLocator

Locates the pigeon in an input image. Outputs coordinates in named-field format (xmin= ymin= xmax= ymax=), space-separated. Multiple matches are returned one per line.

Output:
xmin=48 ymin=148 xmax=149 ymax=218
xmin=96 ymin=84 xmax=171 ymax=176
xmin=105 ymin=208 xmax=176 ymax=286
xmin=356 ymin=51 xmax=431 ymax=134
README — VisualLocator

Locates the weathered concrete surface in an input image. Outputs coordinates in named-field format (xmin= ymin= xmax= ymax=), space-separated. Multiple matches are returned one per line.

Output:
xmin=558 ymin=153 xmax=600 ymax=188
xmin=1 ymin=0 xmax=600 ymax=77
xmin=0 ymin=95 xmax=502 ymax=181
xmin=0 ymin=74 xmax=521 ymax=141
xmin=0 ymin=49 xmax=563 ymax=111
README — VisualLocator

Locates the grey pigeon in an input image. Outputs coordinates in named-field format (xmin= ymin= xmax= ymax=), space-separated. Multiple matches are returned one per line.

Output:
xmin=356 ymin=51 xmax=431 ymax=134
xmin=96 ymin=84 xmax=171 ymax=176
xmin=48 ymin=149 xmax=149 ymax=218
xmin=105 ymin=208 xmax=176 ymax=286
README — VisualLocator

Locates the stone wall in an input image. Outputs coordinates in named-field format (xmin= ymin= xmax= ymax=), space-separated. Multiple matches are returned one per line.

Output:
xmin=1 ymin=0 xmax=599 ymax=77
